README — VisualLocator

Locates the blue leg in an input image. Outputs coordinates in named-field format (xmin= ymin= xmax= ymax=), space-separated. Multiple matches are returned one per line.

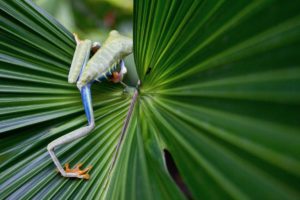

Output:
xmin=47 ymin=83 xmax=95 ymax=179
xmin=81 ymin=83 xmax=94 ymax=124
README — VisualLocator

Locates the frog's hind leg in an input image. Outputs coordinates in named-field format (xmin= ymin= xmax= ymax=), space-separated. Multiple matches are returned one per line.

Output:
xmin=47 ymin=84 xmax=95 ymax=179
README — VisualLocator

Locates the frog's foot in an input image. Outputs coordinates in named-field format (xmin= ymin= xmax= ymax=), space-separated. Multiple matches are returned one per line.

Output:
xmin=73 ymin=33 xmax=81 ymax=45
xmin=64 ymin=163 xmax=92 ymax=179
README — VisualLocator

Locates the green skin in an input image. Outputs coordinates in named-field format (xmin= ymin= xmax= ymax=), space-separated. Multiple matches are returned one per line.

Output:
xmin=47 ymin=30 xmax=133 ymax=179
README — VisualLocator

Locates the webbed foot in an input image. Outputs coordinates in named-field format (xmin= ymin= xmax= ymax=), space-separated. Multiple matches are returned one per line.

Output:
xmin=64 ymin=163 xmax=92 ymax=179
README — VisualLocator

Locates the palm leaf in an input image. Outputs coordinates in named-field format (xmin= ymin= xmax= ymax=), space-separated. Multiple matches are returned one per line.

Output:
xmin=1 ymin=0 xmax=300 ymax=199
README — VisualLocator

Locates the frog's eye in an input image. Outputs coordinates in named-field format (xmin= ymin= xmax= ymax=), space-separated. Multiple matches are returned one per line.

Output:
xmin=68 ymin=39 xmax=92 ymax=83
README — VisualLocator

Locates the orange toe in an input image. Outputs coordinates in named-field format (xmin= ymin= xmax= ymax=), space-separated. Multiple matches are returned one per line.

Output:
xmin=75 ymin=163 xmax=83 ymax=170
xmin=82 ymin=174 xmax=90 ymax=179
xmin=64 ymin=163 xmax=92 ymax=179
xmin=65 ymin=163 xmax=71 ymax=172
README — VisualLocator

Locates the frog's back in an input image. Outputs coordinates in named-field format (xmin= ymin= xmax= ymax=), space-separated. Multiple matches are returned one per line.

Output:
xmin=77 ymin=30 xmax=132 ymax=89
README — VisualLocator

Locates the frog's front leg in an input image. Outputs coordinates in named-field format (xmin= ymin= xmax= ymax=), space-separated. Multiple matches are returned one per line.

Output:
xmin=47 ymin=84 xmax=94 ymax=179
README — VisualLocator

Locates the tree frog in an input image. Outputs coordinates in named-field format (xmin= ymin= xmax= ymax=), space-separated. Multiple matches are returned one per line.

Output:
xmin=47 ymin=30 xmax=133 ymax=179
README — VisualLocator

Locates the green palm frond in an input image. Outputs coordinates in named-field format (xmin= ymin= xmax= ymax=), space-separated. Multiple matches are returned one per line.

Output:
xmin=1 ymin=0 xmax=300 ymax=199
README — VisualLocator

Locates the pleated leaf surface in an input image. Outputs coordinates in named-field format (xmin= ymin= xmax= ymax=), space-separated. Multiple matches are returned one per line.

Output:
xmin=1 ymin=0 xmax=300 ymax=200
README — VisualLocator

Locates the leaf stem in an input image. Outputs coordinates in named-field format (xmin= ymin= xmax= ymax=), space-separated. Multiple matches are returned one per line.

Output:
xmin=102 ymin=81 xmax=139 ymax=193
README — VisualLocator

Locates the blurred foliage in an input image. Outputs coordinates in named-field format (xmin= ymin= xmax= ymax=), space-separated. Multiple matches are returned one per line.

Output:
xmin=34 ymin=0 xmax=133 ymax=41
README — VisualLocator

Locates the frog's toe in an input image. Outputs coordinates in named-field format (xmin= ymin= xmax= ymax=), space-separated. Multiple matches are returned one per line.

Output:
xmin=64 ymin=163 xmax=92 ymax=179
xmin=73 ymin=33 xmax=81 ymax=44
